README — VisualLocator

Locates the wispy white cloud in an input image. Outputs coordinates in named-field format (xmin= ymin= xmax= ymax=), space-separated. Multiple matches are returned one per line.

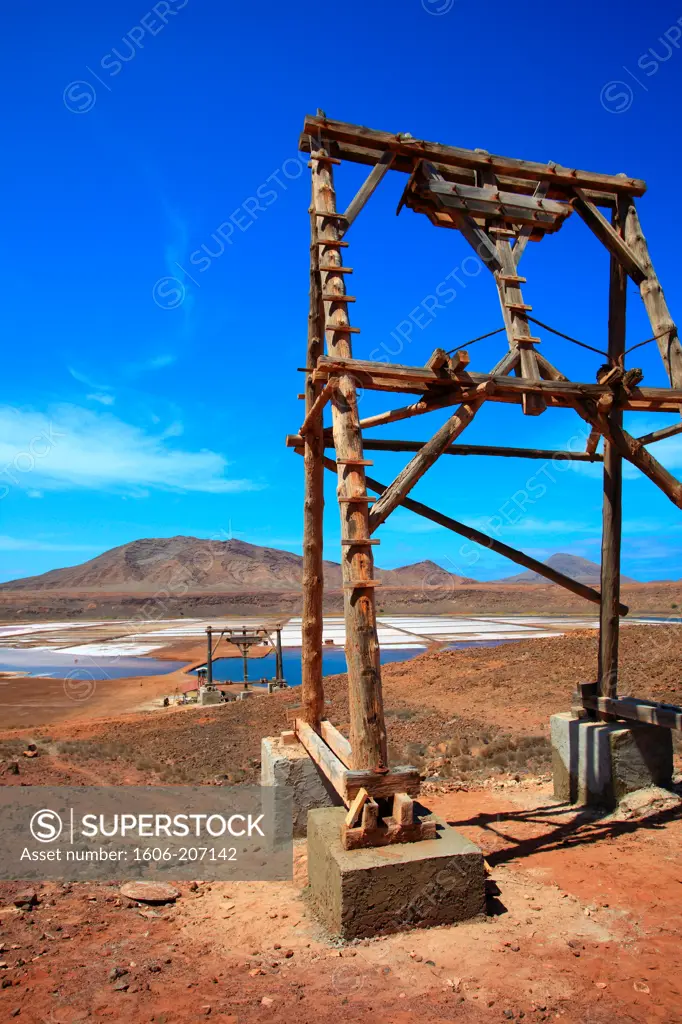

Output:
xmin=68 ymin=367 xmax=113 ymax=392
xmin=87 ymin=393 xmax=115 ymax=406
xmin=0 ymin=404 xmax=262 ymax=496
xmin=0 ymin=535 xmax=98 ymax=552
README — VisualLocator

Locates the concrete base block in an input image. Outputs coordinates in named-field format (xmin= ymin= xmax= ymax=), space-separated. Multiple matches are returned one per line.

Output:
xmin=261 ymin=736 xmax=341 ymax=838
xmin=198 ymin=686 xmax=222 ymax=706
xmin=307 ymin=807 xmax=485 ymax=939
xmin=551 ymin=711 xmax=673 ymax=808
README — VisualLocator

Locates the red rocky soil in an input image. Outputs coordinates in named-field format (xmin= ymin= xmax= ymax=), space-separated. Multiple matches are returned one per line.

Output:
xmin=0 ymin=625 xmax=681 ymax=1022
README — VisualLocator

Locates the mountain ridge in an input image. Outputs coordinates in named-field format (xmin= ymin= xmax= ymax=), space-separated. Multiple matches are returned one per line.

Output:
xmin=0 ymin=540 xmax=641 ymax=593
xmin=492 ymin=552 xmax=637 ymax=586
xmin=0 ymin=537 xmax=477 ymax=593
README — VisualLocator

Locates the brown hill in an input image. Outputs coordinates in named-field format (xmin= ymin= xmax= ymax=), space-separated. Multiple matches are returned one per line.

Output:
xmin=0 ymin=537 xmax=476 ymax=594
xmin=493 ymin=552 xmax=636 ymax=586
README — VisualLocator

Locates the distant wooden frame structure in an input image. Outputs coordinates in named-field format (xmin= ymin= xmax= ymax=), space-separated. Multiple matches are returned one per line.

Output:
xmin=286 ymin=112 xmax=682 ymax=847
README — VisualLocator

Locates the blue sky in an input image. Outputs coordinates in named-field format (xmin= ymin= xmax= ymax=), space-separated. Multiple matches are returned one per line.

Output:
xmin=2 ymin=0 xmax=682 ymax=584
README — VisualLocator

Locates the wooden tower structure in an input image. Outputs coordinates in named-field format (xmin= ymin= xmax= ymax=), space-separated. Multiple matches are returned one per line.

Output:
xmin=287 ymin=113 xmax=682 ymax=846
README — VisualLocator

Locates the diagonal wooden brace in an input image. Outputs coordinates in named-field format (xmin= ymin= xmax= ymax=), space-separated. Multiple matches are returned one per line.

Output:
xmin=578 ymin=400 xmax=682 ymax=509
xmin=367 ymin=398 xmax=484 ymax=532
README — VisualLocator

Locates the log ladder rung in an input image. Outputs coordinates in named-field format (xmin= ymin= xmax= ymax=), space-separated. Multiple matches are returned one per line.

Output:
xmin=513 ymin=336 xmax=542 ymax=345
xmin=322 ymin=294 xmax=356 ymax=302
xmin=343 ymin=579 xmax=382 ymax=588
xmin=336 ymin=458 xmax=373 ymax=465
xmin=340 ymin=538 xmax=381 ymax=546
xmin=314 ymin=210 xmax=348 ymax=220
xmin=326 ymin=323 xmax=361 ymax=333
xmin=308 ymin=155 xmax=342 ymax=165
xmin=320 ymin=265 xmax=353 ymax=273
xmin=338 ymin=495 xmax=375 ymax=503
xmin=498 ymin=274 xmax=526 ymax=284
xmin=312 ymin=239 xmax=349 ymax=247
xmin=506 ymin=302 xmax=533 ymax=312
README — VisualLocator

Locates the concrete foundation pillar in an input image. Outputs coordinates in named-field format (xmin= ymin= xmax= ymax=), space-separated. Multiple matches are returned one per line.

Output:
xmin=307 ymin=807 xmax=486 ymax=939
xmin=261 ymin=735 xmax=341 ymax=838
xmin=199 ymin=685 xmax=222 ymax=706
xmin=551 ymin=711 xmax=673 ymax=807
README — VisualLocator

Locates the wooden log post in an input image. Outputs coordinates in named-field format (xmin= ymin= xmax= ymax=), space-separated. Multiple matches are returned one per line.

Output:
xmin=275 ymin=624 xmax=284 ymax=684
xmin=206 ymin=626 xmax=213 ymax=685
xmin=300 ymin=156 xmax=326 ymax=729
xmin=622 ymin=197 xmax=682 ymax=388
xmin=312 ymin=142 xmax=387 ymax=770
xmin=599 ymin=203 xmax=626 ymax=703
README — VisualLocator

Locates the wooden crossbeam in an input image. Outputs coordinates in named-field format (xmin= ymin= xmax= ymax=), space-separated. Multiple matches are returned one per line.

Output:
xmin=313 ymin=355 xmax=682 ymax=411
xmin=581 ymin=694 xmax=682 ymax=731
xmin=294 ymin=719 xmax=421 ymax=803
xmin=301 ymin=115 xmax=646 ymax=196
xmin=341 ymin=150 xmax=394 ymax=233
xmin=422 ymin=179 xmax=571 ymax=233
xmin=319 ymin=719 xmax=352 ymax=766
xmin=286 ymin=434 xmax=604 ymax=462
xmin=312 ymin=454 xmax=628 ymax=615
xmin=572 ymin=187 xmax=648 ymax=285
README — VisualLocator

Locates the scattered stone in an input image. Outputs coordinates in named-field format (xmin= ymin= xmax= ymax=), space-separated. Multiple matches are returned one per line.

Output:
xmin=613 ymin=787 xmax=682 ymax=822
xmin=113 ymin=980 xmax=129 ymax=992
xmin=13 ymin=890 xmax=37 ymax=909
xmin=188 ymin=882 xmax=199 ymax=892
xmin=510 ymin=943 xmax=520 ymax=953
xmin=595 ymin=982 xmax=607 ymax=989
xmin=249 ymin=968 xmax=265 ymax=977
xmin=2 ymin=979 xmax=12 ymax=989
xmin=10 ymin=1009 xmax=20 ymax=1018
xmin=109 ymin=967 xmax=128 ymax=981
xmin=425 ymin=960 xmax=436 ymax=967
xmin=633 ymin=981 xmax=650 ymax=994
xmin=284 ymin=950 xmax=294 ymax=959
xmin=261 ymin=997 xmax=274 ymax=1007
xmin=7 ymin=761 xmax=19 ymax=775
xmin=273 ymin=944 xmax=281 ymax=950
xmin=119 ymin=882 xmax=179 ymax=905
